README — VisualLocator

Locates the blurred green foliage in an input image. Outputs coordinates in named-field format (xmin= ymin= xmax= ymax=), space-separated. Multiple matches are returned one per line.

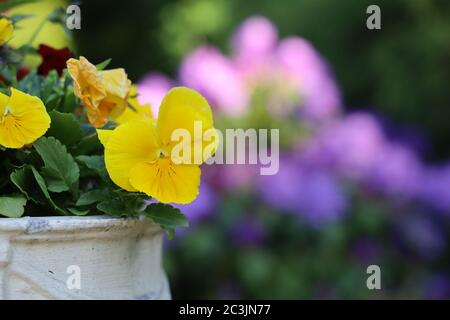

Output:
xmin=165 ymin=190 xmax=448 ymax=299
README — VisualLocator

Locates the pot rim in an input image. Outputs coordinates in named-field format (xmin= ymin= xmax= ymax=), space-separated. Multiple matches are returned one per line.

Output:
xmin=0 ymin=215 xmax=159 ymax=233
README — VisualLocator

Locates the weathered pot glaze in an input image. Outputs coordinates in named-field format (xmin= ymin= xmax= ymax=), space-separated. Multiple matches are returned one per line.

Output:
xmin=0 ymin=216 xmax=170 ymax=300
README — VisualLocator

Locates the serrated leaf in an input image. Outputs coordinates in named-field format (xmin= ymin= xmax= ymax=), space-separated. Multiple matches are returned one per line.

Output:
xmin=76 ymin=155 xmax=105 ymax=173
xmin=11 ymin=166 xmax=46 ymax=204
xmin=0 ymin=197 xmax=27 ymax=218
xmin=143 ymin=203 xmax=189 ymax=229
xmin=33 ymin=137 xmax=80 ymax=193
xmin=76 ymin=155 xmax=108 ymax=180
xmin=97 ymin=199 xmax=127 ymax=216
xmin=30 ymin=166 xmax=67 ymax=215
xmin=46 ymin=111 xmax=84 ymax=146
xmin=76 ymin=190 xmax=108 ymax=206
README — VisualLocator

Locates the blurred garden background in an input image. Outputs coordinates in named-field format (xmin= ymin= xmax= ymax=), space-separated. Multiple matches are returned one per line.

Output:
xmin=8 ymin=0 xmax=450 ymax=299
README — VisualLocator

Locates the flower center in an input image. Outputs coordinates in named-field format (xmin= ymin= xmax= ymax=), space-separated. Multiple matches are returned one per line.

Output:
xmin=157 ymin=146 xmax=170 ymax=159
xmin=0 ymin=114 xmax=15 ymax=126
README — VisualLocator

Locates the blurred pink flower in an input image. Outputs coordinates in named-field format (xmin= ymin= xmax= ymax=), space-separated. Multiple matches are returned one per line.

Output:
xmin=137 ymin=73 xmax=174 ymax=117
xmin=179 ymin=46 xmax=249 ymax=117
xmin=206 ymin=164 xmax=260 ymax=191
xmin=230 ymin=16 xmax=342 ymax=121
xmin=275 ymin=37 xmax=342 ymax=121
xmin=231 ymin=16 xmax=278 ymax=76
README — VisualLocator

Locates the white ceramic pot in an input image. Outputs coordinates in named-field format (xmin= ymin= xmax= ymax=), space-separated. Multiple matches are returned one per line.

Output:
xmin=0 ymin=216 xmax=170 ymax=300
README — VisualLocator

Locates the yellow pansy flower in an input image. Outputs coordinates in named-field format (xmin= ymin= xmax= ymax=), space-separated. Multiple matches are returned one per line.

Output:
xmin=112 ymin=85 xmax=153 ymax=124
xmin=98 ymin=87 xmax=217 ymax=204
xmin=67 ymin=56 xmax=131 ymax=128
xmin=0 ymin=18 xmax=13 ymax=46
xmin=0 ymin=88 xmax=51 ymax=149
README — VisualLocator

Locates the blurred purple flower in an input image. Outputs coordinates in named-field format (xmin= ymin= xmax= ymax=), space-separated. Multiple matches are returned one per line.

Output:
xmin=231 ymin=216 xmax=266 ymax=247
xmin=352 ymin=238 xmax=380 ymax=264
xmin=258 ymin=156 xmax=347 ymax=226
xmin=395 ymin=214 xmax=446 ymax=261
xmin=418 ymin=163 xmax=450 ymax=214
xmin=367 ymin=143 xmax=424 ymax=199
xmin=275 ymin=37 xmax=342 ymax=121
xmin=295 ymin=170 xmax=347 ymax=226
xmin=172 ymin=182 xmax=217 ymax=224
xmin=318 ymin=112 xmax=386 ymax=180
xmin=258 ymin=156 xmax=303 ymax=213
xmin=424 ymin=275 xmax=450 ymax=299
xmin=179 ymin=46 xmax=249 ymax=116
xmin=137 ymin=73 xmax=174 ymax=117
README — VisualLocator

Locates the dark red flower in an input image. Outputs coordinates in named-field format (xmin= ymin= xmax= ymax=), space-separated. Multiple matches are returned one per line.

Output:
xmin=37 ymin=44 xmax=72 ymax=76
xmin=16 ymin=67 xmax=30 ymax=80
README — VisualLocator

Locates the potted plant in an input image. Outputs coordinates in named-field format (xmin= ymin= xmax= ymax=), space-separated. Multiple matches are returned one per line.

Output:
xmin=0 ymin=5 xmax=216 ymax=299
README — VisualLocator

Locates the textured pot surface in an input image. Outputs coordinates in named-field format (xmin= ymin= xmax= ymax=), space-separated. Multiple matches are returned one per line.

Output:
xmin=0 ymin=216 xmax=170 ymax=300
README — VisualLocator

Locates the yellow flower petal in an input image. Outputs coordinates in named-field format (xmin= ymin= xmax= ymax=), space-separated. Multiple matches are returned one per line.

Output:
xmin=0 ymin=88 xmax=51 ymax=149
xmin=67 ymin=57 xmax=106 ymax=108
xmin=113 ymin=85 xmax=153 ymax=124
xmin=97 ymin=129 xmax=113 ymax=146
xmin=99 ymin=69 xmax=131 ymax=102
xmin=66 ymin=56 xmax=132 ymax=128
xmin=157 ymin=87 xmax=215 ymax=164
xmin=129 ymin=159 xmax=201 ymax=204
xmin=0 ymin=91 xmax=9 ymax=114
xmin=0 ymin=18 xmax=13 ymax=46
xmin=104 ymin=118 xmax=159 ymax=191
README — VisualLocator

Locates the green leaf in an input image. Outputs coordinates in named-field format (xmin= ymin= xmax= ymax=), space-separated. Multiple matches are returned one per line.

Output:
xmin=76 ymin=190 xmax=108 ymax=206
xmin=0 ymin=197 xmax=27 ymax=218
xmin=161 ymin=226 xmax=175 ymax=240
xmin=67 ymin=208 xmax=90 ymax=216
xmin=11 ymin=166 xmax=46 ymax=204
xmin=76 ymin=155 xmax=104 ymax=169
xmin=97 ymin=199 xmax=127 ymax=216
xmin=29 ymin=166 xmax=67 ymax=215
xmin=72 ymin=133 xmax=102 ymax=156
xmin=16 ymin=71 xmax=40 ymax=94
xmin=76 ymin=155 xmax=106 ymax=174
xmin=60 ymin=86 xmax=77 ymax=113
xmin=143 ymin=203 xmax=189 ymax=229
xmin=33 ymin=137 xmax=80 ymax=193
xmin=46 ymin=111 xmax=84 ymax=146
xmin=96 ymin=58 xmax=112 ymax=71
xmin=17 ymin=44 xmax=37 ymax=55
